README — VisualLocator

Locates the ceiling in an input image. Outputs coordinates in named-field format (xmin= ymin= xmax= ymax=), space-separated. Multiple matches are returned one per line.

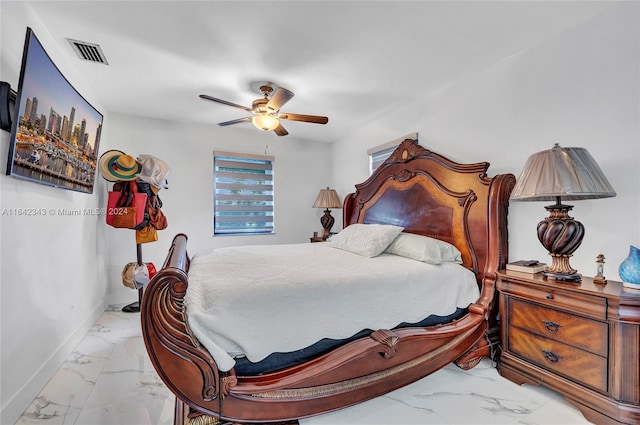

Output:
xmin=23 ymin=1 xmax=616 ymax=144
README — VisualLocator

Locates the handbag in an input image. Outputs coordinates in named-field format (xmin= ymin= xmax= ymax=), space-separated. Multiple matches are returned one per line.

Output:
xmin=147 ymin=195 xmax=168 ymax=230
xmin=107 ymin=181 xmax=147 ymax=229
xmin=136 ymin=224 xmax=158 ymax=244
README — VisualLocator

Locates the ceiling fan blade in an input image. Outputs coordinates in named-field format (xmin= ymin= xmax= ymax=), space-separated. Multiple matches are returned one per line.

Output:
xmin=218 ymin=117 xmax=252 ymax=126
xmin=273 ymin=123 xmax=289 ymax=136
xmin=278 ymin=113 xmax=329 ymax=124
xmin=267 ymin=87 xmax=294 ymax=112
xmin=199 ymin=94 xmax=252 ymax=112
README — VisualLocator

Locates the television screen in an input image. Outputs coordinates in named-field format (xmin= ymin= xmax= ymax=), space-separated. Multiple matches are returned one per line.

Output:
xmin=6 ymin=27 xmax=103 ymax=194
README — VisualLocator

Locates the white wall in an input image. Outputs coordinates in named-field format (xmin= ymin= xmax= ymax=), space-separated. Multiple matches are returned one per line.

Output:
xmin=0 ymin=3 xmax=110 ymax=424
xmin=103 ymin=113 xmax=333 ymax=305
xmin=331 ymin=3 xmax=639 ymax=281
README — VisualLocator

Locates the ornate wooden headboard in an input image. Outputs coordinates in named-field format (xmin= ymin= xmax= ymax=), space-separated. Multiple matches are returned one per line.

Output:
xmin=343 ymin=139 xmax=515 ymax=286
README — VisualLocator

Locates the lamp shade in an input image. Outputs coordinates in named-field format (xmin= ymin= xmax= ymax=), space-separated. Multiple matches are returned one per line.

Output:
xmin=511 ymin=143 xmax=616 ymax=201
xmin=313 ymin=187 xmax=342 ymax=209
xmin=252 ymin=114 xmax=279 ymax=131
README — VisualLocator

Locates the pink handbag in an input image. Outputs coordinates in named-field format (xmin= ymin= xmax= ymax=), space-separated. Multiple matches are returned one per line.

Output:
xmin=106 ymin=181 xmax=147 ymax=229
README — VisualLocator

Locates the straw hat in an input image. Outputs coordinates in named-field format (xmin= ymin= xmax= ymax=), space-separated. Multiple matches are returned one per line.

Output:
xmin=99 ymin=150 xmax=142 ymax=182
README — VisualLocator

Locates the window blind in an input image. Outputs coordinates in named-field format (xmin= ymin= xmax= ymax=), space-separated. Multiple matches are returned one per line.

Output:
xmin=213 ymin=152 xmax=274 ymax=235
xmin=367 ymin=133 xmax=418 ymax=175
xmin=369 ymin=145 xmax=397 ymax=174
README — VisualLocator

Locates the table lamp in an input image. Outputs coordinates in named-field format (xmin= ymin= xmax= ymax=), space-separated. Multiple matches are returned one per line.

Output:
xmin=510 ymin=143 xmax=616 ymax=282
xmin=313 ymin=187 xmax=342 ymax=238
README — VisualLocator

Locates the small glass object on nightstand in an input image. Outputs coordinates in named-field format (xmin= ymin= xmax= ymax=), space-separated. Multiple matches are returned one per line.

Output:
xmin=593 ymin=254 xmax=607 ymax=285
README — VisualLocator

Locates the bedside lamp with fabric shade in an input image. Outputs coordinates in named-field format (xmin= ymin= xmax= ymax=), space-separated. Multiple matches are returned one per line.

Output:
xmin=313 ymin=187 xmax=342 ymax=237
xmin=510 ymin=143 xmax=616 ymax=282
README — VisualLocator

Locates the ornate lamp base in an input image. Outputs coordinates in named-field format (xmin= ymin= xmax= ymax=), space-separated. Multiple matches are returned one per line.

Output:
xmin=543 ymin=269 xmax=582 ymax=282
xmin=320 ymin=209 xmax=335 ymax=238
xmin=537 ymin=199 xmax=585 ymax=283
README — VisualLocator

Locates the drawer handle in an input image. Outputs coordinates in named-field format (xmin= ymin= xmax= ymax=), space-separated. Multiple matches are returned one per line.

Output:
xmin=546 ymin=294 xmax=554 ymax=300
xmin=542 ymin=349 xmax=560 ymax=364
xmin=542 ymin=320 xmax=562 ymax=333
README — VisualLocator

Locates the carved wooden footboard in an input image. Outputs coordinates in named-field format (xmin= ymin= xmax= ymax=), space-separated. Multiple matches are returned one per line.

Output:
xmin=141 ymin=140 xmax=515 ymax=424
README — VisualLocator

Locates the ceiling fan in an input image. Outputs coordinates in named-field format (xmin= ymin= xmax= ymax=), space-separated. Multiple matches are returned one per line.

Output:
xmin=199 ymin=85 xmax=329 ymax=136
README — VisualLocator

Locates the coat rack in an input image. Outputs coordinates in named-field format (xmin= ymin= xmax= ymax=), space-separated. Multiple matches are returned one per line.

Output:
xmin=99 ymin=150 xmax=170 ymax=314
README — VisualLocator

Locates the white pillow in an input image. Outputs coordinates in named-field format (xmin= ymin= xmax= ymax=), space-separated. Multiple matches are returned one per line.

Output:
xmin=327 ymin=223 xmax=404 ymax=258
xmin=384 ymin=233 xmax=462 ymax=264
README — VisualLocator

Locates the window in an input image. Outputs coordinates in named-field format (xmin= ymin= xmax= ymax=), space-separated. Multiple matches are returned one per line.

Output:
xmin=213 ymin=151 xmax=274 ymax=235
xmin=367 ymin=132 xmax=418 ymax=175
xmin=368 ymin=144 xmax=398 ymax=175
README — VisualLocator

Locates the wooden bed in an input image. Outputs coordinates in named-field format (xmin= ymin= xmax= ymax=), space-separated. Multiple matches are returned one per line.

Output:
xmin=141 ymin=139 xmax=515 ymax=425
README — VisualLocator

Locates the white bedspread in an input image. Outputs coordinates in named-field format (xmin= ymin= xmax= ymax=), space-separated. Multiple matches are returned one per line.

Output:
xmin=184 ymin=243 xmax=479 ymax=372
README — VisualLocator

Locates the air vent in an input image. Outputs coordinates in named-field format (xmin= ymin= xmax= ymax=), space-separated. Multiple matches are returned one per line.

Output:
xmin=67 ymin=38 xmax=109 ymax=65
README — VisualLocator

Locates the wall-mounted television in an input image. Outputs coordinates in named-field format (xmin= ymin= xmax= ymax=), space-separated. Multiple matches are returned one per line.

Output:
xmin=6 ymin=27 xmax=103 ymax=194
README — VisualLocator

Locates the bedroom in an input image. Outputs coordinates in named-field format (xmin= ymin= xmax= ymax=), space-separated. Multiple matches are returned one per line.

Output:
xmin=0 ymin=1 xmax=638 ymax=424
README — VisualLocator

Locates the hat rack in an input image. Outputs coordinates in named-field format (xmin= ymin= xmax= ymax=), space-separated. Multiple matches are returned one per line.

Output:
xmin=105 ymin=177 xmax=147 ymax=314
xmin=99 ymin=151 xmax=170 ymax=313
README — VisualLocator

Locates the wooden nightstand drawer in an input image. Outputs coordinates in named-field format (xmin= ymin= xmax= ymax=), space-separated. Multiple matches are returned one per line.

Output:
xmin=497 ymin=271 xmax=640 ymax=424
xmin=501 ymin=276 xmax=607 ymax=320
xmin=508 ymin=326 xmax=608 ymax=392
xmin=508 ymin=298 xmax=608 ymax=356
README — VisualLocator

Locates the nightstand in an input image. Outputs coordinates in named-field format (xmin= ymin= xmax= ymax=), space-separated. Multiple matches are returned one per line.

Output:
xmin=497 ymin=270 xmax=640 ymax=425
xmin=309 ymin=236 xmax=326 ymax=243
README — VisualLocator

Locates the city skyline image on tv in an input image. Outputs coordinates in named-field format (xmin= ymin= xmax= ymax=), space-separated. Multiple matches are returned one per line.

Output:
xmin=6 ymin=27 xmax=103 ymax=194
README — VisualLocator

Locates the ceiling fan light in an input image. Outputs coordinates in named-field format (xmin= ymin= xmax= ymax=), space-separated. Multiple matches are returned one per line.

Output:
xmin=252 ymin=114 xmax=279 ymax=131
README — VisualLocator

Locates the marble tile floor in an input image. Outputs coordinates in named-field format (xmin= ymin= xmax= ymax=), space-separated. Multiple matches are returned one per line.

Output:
xmin=15 ymin=305 xmax=594 ymax=425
